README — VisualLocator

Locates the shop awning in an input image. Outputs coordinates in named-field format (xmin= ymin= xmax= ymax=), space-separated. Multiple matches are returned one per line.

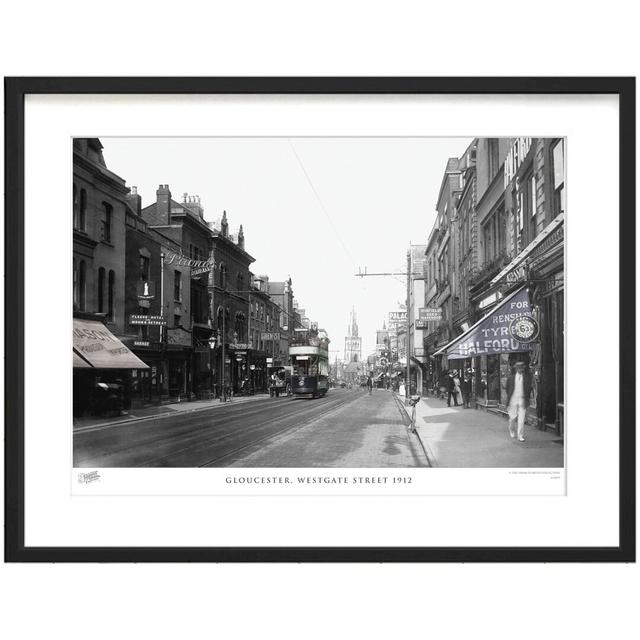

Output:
xmin=73 ymin=350 xmax=92 ymax=368
xmin=73 ymin=318 xmax=149 ymax=369
xmin=433 ymin=286 xmax=535 ymax=360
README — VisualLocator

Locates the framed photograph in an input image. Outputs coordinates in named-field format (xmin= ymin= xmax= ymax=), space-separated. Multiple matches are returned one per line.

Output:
xmin=5 ymin=77 xmax=635 ymax=562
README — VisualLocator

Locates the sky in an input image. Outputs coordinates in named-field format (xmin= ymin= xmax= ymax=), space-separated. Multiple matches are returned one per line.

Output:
xmin=102 ymin=137 xmax=473 ymax=358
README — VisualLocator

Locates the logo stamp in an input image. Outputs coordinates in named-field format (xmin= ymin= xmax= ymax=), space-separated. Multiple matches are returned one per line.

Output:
xmin=509 ymin=315 xmax=539 ymax=343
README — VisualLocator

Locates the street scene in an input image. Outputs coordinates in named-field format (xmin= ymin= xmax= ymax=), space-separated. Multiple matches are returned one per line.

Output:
xmin=73 ymin=136 xmax=565 ymax=469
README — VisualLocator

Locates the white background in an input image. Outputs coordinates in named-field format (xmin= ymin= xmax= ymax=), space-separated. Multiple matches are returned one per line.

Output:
xmin=1 ymin=2 xmax=638 ymax=640
xmin=28 ymin=94 xmax=596 ymax=547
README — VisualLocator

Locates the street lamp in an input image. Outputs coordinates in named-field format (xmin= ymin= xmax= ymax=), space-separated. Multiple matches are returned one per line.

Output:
xmin=208 ymin=334 xmax=216 ymax=397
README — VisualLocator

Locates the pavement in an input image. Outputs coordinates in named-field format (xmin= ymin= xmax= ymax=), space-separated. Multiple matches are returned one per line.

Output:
xmin=72 ymin=393 xmax=275 ymax=431
xmin=396 ymin=394 xmax=564 ymax=468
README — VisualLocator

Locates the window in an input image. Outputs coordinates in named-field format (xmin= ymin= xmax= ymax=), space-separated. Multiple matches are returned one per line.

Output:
xmin=174 ymin=270 xmax=182 ymax=301
xmin=482 ymin=203 xmax=506 ymax=264
xmin=73 ymin=260 xmax=78 ymax=309
xmin=219 ymin=263 xmax=227 ymax=288
xmin=78 ymin=261 xmax=86 ymax=310
xmin=97 ymin=267 xmax=105 ymax=313
xmin=101 ymin=202 xmax=113 ymax=242
xmin=139 ymin=255 xmax=150 ymax=282
xmin=518 ymin=173 xmax=537 ymax=245
xmin=487 ymin=138 xmax=500 ymax=180
xmin=552 ymin=139 xmax=565 ymax=216
xmin=107 ymin=270 xmax=115 ymax=321
xmin=79 ymin=189 xmax=87 ymax=231
xmin=174 ymin=314 xmax=181 ymax=328
xmin=73 ymin=184 xmax=79 ymax=229
xmin=236 ymin=272 xmax=244 ymax=293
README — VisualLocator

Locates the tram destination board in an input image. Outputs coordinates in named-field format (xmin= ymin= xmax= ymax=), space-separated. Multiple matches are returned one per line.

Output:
xmin=130 ymin=314 xmax=166 ymax=326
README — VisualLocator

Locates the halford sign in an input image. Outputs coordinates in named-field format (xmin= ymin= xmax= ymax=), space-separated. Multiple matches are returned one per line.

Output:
xmin=441 ymin=287 xmax=537 ymax=360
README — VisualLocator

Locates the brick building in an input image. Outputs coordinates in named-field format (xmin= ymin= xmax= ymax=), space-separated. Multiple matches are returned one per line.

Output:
xmin=428 ymin=138 xmax=565 ymax=434
xmin=72 ymin=139 xmax=148 ymax=417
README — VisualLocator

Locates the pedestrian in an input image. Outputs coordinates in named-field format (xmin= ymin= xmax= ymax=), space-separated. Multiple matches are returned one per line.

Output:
xmin=506 ymin=361 xmax=533 ymax=442
xmin=446 ymin=371 xmax=459 ymax=407
xmin=453 ymin=371 xmax=462 ymax=406
xmin=461 ymin=370 xmax=472 ymax=408
xmin=366 ymin=375 xmax=373 ymax=395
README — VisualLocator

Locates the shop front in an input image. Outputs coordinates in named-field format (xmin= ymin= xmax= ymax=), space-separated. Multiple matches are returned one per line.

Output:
xmin=126 ymin=340 xmax=164 ymax=407
xmin=73 ymin=317 xmax=149 ymax=418
xmin=165 ymin=326 xmax=194 ymax=400
xmin=434 ymin=286 xmax=540 ymax=422
xmin=248 ymin=348 xmax=268 ymax=394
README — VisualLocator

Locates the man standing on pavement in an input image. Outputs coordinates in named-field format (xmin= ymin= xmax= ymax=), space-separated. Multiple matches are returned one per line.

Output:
xmin=446 ymin=371 xmax=459 ymax=407
xmin=506 ymin=361 xmax=533 ymax=442
xmin=366 ymin=375 xmax=373 ymax=395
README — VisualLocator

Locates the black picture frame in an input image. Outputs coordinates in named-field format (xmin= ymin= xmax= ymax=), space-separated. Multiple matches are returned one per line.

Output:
xmin=4 ymin=77 xmax=635 ymax=563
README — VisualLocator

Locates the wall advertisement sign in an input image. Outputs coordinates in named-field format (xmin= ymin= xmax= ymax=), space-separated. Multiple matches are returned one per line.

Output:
xmin=442 ymin=287 xmax=536 ymax=360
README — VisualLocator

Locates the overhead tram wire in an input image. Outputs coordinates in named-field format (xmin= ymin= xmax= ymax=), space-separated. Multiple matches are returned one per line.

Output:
xmin=287 ymin=139 xmax=357 ymax=271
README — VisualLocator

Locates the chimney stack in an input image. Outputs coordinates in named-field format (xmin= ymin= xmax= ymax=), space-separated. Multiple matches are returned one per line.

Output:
xmin=156 ymin=184 xmax=171 ymax=224
xmin=127 ymin=185 xmax=142 ymax=216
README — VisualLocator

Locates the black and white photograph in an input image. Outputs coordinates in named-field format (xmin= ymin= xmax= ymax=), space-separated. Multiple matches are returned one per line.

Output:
xmin=72 ymin=136 xmax=565 ymax=472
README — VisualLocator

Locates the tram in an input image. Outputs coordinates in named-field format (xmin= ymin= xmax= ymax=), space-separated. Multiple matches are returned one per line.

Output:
xmin=289 ymin=325 xmax=330 ymax=398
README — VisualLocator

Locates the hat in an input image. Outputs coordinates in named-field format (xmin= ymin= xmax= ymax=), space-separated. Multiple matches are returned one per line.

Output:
xmin=514 ymin=361 xmax=526 ymax=367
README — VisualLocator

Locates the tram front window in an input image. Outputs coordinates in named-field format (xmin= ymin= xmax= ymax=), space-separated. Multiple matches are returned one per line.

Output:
xmin=293 ymin=356 xmax=318 ymax=377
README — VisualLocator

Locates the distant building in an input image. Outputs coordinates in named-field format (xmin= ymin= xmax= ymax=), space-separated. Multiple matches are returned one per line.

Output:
xmin=344 ymin=308 xmax=362 ymax=363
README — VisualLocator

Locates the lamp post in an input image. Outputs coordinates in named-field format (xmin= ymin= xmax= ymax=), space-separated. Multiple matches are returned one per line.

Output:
xmin=208 ymin=333 xmax=216 ymax=397
xmin=220 ymin=309 xmax=226 ymax=402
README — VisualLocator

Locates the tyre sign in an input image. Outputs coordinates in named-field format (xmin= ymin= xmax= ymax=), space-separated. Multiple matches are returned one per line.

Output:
xmin=509 ymin=315 xmax=539 ymax=343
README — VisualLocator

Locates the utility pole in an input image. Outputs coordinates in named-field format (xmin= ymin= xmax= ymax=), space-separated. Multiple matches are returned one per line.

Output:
xmin=406 ymin=249 xmax=411 ymax=403
xmin=355 ymin=251 xmax=415 ymax=406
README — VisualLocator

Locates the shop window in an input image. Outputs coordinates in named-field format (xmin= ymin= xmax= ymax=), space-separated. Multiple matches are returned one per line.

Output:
xmin=107 ymin=270 xmax=115 ymax=321
xmin=552 ymin=139 xmax=565 ymax=216
xmin=486 ymin=355 xmax=501 ymax=402
xmin=97 ymin=267 xmax=105 ymax=313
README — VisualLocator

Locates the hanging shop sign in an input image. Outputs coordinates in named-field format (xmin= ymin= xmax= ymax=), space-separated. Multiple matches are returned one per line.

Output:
xmin=230 ymin=343 xmax=250 ymax=350
xmin=389 ymin=311 xmax=407 ymax=323
xmin=415 ymin=319 xmax=429 ymax=329
xmin=509 ymin=315 xmax=539 ymax=343
xmin=418 ymin=307 xmax=442 ymax=322
xmin=130 ymin=314 xmax=166 ymax=326
xmin=435 ymin=286 xmax=537 ymax=360
xmin=137 ymin=281 xmax=156 ymax=300
xmin=261 ymin=332 xmax=280 ymax=341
